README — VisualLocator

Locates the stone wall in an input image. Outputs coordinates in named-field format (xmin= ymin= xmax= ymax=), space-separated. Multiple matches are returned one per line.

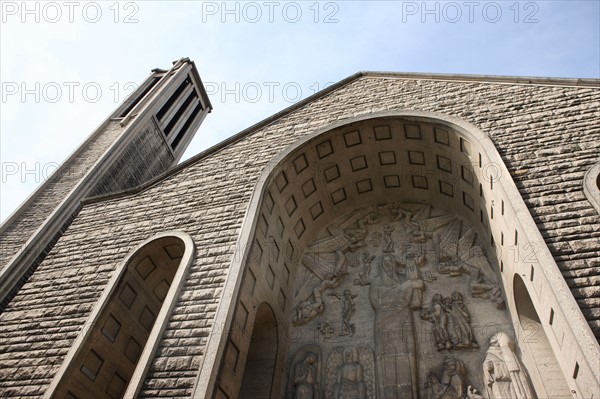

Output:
xmin=0 ymin=74 xmax=598 ymax=397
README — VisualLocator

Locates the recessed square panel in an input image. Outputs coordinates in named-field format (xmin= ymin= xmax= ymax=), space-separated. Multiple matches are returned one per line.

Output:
xmin=140 ymin=307 xmax=156 ymax=332
xmin=463 ymin=191 xmax=475 ymax=211
xmin=350 ymin=155 xmax=368 ymax=171
xmin=302 ymin=178 xmax=316 ymax=198
xmin=344 ymin=130 xmax=362 ymax=147
xmin=460 ymin=137 xmax=471 ymax=155
xmin=275 ymin=171 xmax=288 ymax=193
xmin=287 ymin=239 xmax=296 ymax=262
xmin=271 ymin=240 xmax=280 ymax=262
xmin=384 ymin=175 xmax=401 ymax=188
xmin=293 ymin=153 xmax=309 ymax=174
xmin=412 ymin=175 xmax=428 ymax=189
xmin=225 ymin=341 xmax=240 ymax=371
xmin=276 ymin=217 xmax=285 ymax=237
xmin=267 ymin=265 xmax=275 ymax=288
xmin=285 ymin=195 xmax=297 ymax=216
xmin=153 ymin=279 xmax=170 ymax=301
xmin=119 ymin=283 xmax=137 ymax=309
xmin=316 ymin=139 xmax=334 ymax=159
xmin=310 ymin=202 xmax=324 ymax=220
xmin=245 ymin=270 xmax=257 ymax=296
xmin=135 ymin=257 xmax=156 ymax=280
xmin=379 ymin=151 xmax=396 ymax=165
xmin=324 ymin=164 xmax=340 ymax=182
xmin=258 ymin=213 xmax=268 ymax=236
xmin=331 ymin=188 xmax=347 ymax=204
xmin=106 ymin=373 xmax=126 ymax=399
xmin=439 ymin=180 xmax=454 ymax=197
xmin=294 ymin=218 xmax=306 ymax=238
xmin=265 ymin=191 xmax=275 ymax=213
xmin=249 ymin=241 xmax=263 ymax=263
xmin=164 ymin=244 xmax=184 ymax=260
xmin=216 ymin=387 xmax=230 ymax=399
xmin=461 ymin=165 xmax=473 ymax=185
xmin=124 ymin=337 xmax=142 ymax=364
xmin=237 ymin=303 xmax=249 ymax=332
xmin=436 ymin=155 xmax=452 ymax=172
xmin=356 ymin=178 xmax=373 ymax=194
xmin=404 ymin=124 xmax=422 ymax=139
xmin=283 ymin=263 xmax=290 ymax=284
xmin=81 ymin=350 xmax=103 ymax=381
xmin=435 ymin=128 xmax=450 ymax=145
xmin=408 ymin=151 xmax=425 ymax=165
xmin=278 ymin=290 xmax=287 ymax=311
xmin=101 ymin=314 xmax=121 ymax=343
xmin=374 ymin=125 xmax=391 ymax=140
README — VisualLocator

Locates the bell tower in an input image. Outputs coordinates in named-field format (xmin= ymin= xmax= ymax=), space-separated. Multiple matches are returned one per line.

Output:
xmin=0 ymin=57 xmax=212 ymax=308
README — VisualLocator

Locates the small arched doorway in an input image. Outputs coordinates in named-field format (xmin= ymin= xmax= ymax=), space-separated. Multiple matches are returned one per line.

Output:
xmin=239 ymin=303 xmax=278 ymax=399
xmin=513 ymin=274 xmax=570 ymax=398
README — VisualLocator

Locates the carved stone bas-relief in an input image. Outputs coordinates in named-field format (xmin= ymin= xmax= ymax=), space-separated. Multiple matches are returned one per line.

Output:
xmin=331 ymin=290 xmax=358 ymax=336
xmin=288 ymin=346 xmax=323 ymax=399
xmin=483 ymin=333 xmax=535 ymax=399
xmin=287 ymin=203 xmax=520 ymax=398
xmin=326 ymin=346 xmax=375 ymax=399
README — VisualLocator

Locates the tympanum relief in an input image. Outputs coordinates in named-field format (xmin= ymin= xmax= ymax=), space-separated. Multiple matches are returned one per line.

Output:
xmin=287 ymin=203 xmax=530 ymax=398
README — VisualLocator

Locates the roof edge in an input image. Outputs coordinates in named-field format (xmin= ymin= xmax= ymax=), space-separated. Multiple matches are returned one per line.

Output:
xmin=361 ymin=71 xmax=600 ymax=87
xmin=81 ymin=70 xmax=599 ymax=206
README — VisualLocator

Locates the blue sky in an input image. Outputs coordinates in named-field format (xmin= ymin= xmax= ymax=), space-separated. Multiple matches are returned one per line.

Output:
xmin=1 ymin=0 xmax=599 ymax=222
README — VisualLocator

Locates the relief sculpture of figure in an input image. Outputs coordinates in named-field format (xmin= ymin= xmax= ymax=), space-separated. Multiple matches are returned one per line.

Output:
xmin=294 ymin=274 xmax=342 ymax=325
xmin=331 ymin=290 xmax=358 ymax=336
xmin=424 ymin=356 xmax=467 ymax=399
xmin=370 ymin=253 xmax=424 ymax=398
xmin=382 ymin=224 xmax=395 ymax=253
xmin=447 ymin=292 xmax=478 ymax=349
xmin=422 ymin=293 xmax=453 ymax=350
xmin=333 ymin=347 xmax=367 ymax=399
xmin=483 ymin=332 xmax=535 ymax=399
xmin=294 ymin=353 xmax=318 ymax=399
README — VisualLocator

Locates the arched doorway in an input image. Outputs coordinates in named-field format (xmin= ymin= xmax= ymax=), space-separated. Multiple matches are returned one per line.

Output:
xmin=513 ymin=274 xmax=570 ymax=398
xmin=239 ymin=303 xmax=278 ymax=399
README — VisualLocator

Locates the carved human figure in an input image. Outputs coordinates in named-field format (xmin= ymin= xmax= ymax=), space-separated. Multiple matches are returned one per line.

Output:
xmin=424 ymin=356 xmax=467 ymax=399
xmin=422 ymin=293 xmax=453 ymax=350
xmin=370 ymin=254 xmax=424 ymax=398
xmin=333 ymin=347 xmax=367 ymax=399
xmin=294 ymin=353 xmax=318 ymax=399
xmin=294 ymin=274 xmax=341 ymax=325
xmin=382 ymin=224 xmax=395 ymax=253
xmin=346 ymin=218 xmax=368 ymax=252
xmin=483 ymin=332 xmax=535 ymax=399
xmin=447 ymin=292 xmax=478 ymax=349
xmin=355 ymin=252 xmax=374 ymax=286
xmin=332 ymin=290 xmax=357 ymax=336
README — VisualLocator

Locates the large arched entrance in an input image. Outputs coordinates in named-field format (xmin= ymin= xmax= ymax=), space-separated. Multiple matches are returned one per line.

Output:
xmin=200 ymin=111 xmax=598 ymax=398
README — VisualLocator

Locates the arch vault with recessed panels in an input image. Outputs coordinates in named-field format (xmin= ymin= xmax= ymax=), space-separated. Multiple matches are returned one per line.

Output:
xmin=197 ymin=111 xmax=598 ymax=399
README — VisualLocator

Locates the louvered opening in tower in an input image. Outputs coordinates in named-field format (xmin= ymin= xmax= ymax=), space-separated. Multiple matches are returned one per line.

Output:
xmin=118 ymin=77 xmax=161 ymax=118
xmin=155 ymin=74 xmax=204 ymax=151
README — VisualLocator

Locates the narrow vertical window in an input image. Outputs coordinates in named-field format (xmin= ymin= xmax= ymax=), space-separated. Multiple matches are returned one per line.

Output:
xmin=45 ymin=233 xmax=194 ymax=399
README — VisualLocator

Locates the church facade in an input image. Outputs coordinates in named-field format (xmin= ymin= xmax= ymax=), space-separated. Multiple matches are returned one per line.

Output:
xmin=0 ymin=58 xmax=598 ymax=398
